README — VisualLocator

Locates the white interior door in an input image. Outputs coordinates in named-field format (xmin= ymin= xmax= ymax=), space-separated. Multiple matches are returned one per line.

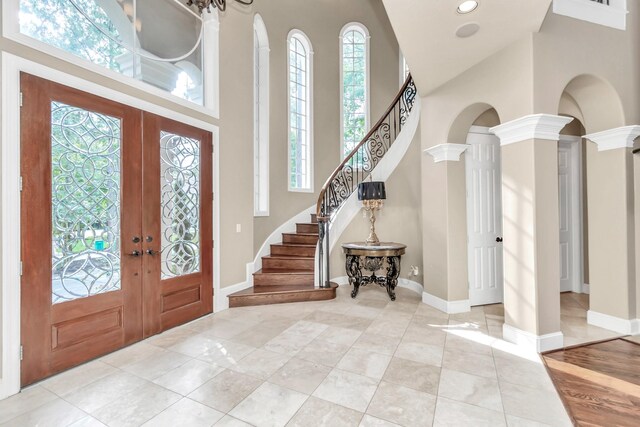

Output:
xmin=466 ymin=128 xmax=504 ymax=306
xmin=558 ymin=137 xmax=582 ymax=293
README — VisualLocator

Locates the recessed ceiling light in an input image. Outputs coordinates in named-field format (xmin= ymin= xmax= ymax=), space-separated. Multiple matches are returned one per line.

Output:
xmin=457 ymin=1 xmax=479 ymax=14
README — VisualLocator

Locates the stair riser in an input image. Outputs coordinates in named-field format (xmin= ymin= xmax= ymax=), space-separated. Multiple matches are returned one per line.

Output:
xmin=283 ymin=234 xmax=318 ymax=245
xmin=229 ymin=287 xmax=336 ymax=308
xmin=310 ymin=213 xmax=318 ymax=223
xmin=271 ymin=245 xmax=316 ymax=257
xmin=262 ymin=257 xmax=314 ymax=271
xmin=253 ymin=273 xmax=314 ymax=286
xmin=296 ymin=223 xmax=318 ymax=234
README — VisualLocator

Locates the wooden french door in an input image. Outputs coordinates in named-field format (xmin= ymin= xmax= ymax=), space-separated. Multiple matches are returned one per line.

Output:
xmin=20 ymin=74 xmax=213 ymax=386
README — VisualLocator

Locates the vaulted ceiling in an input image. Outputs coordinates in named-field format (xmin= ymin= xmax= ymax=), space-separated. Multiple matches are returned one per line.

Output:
xmin=382 ymin=0 xmax=552 ymax=96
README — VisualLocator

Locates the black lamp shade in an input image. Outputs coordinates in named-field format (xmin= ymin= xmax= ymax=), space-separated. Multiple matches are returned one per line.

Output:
xmin=358 ymin=181 xmax=386 ymax=201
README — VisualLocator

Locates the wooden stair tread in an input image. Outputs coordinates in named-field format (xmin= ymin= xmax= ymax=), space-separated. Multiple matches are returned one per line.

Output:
xmin=272 ymin=243 xmax=317 ymax=248
xmin=228 ymin=283 xmax=338 ymax=307
xmin=262 ymin=254 xmax=314 ymax=260
xmin=282 ymin=232 xmax=318 ymax=236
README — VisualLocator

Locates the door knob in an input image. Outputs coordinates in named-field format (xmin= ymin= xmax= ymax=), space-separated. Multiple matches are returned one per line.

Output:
xmin=146 ymin=236 xmax=153 ymax=242
xmin=132 ymin=236 xmax=141 ymax=243
xmin=146 ymin=249 xmax=158 ymax=256
xmin=496 ymin=237 xmax=503 ymax=243
xmin=129 ymin=250 xmax=141 ymax=257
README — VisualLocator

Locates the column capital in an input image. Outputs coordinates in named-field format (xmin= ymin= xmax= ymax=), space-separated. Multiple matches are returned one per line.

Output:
xmin=424 ymin=143 xmax=470 ymax=163
xmin=490 ymin=114 xmax=573 ymax=146
xmin=584 ymin=125 xmax=640 ymax=151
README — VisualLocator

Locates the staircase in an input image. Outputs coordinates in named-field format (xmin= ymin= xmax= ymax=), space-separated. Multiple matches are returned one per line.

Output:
xmin=227 ymin=75 xmax=416 ymax=308
xmin=228 ymin=213 xmax=337 ymax=307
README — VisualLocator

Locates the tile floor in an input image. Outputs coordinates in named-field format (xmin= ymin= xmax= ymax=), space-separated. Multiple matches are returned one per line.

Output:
xmin=0 ymin=287 xmax=626 ymax=427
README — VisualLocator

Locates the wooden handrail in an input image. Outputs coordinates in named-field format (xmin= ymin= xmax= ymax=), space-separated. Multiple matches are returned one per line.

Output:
xmin=315 ymin=74 xmax=415 ymax=220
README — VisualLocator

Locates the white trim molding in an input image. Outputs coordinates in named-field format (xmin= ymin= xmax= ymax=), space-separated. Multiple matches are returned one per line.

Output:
xmin=424 ymin=143 xmax=470 ymax=163
xmin=583 ymin=125 xmax=640 ymax=152
xmin=587 ymin=310 xmax=640 ymax=335
xmin=503 ymin=324 xmax=564 ymax=353
xmin=422 ymin=291 xmax=470 ymax=314
xmin=581 ymin=283 xmax=590 ymax=294
xmin=490 ymin=114 xmax=574 ymax=146
xmin=216 ymin=263 xmax=255 ymax=312
xmin=553 ymin=0 xmax=627 ymax=31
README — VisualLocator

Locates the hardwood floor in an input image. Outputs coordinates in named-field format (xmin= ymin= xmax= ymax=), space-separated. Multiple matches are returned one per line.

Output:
xmin=543 ymin=338 xmax=640 ymax=426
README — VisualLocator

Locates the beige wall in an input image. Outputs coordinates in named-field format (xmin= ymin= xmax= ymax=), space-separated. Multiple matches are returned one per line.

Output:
xmin=329 ymin=129 xmax=423 ymax=286
xmin=252 ymin=0 xmax=401 ymax=254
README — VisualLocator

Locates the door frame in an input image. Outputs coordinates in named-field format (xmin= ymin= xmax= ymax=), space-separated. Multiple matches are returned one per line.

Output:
xmin=0 ymin=53 xmax=220 ymax=399
xmin=558 ymin=134 xmax=584 ymax=295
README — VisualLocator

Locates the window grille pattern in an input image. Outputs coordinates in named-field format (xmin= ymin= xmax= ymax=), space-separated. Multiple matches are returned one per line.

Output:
xmin=50 ymin=101 xmax=122 ymax=304
xmin=160 ymin=131 xmax=201 ymax=279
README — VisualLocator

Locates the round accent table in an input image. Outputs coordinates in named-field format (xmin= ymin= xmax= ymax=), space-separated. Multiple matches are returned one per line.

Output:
xmin=341 ymin=242 xmax=406 ymax=301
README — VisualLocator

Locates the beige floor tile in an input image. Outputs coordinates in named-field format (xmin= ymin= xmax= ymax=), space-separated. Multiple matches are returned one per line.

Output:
xmin=353 ymin=332 xmax=401 ymax=356
xmin=285 ymin=320 xmax=330 ymax=337
xmin=228 ymin=348 xmax=291 ymax=380
xmin=505 ymin=415 xmax=553 ymax=427
xmin=433 ymin=397 xmax=506 ymax=427
xmin=444 ymin=331 xmax=494 ymax=356
xmin=229 ymin=382 xmax=308 ymax=427
xmin=0 ymin=386 xmax=58 ymax=424
xmin=441 ymin=348 xmax=496 ymax=378
xmin=197 ymin=319 xmax=256 ymax=340
xmin=493 ymin=354 xmax=555 ymax=391
xmin=318 ymin=326 xmax=363 ymax=347
xmin=188 ymin=369 xmax=262 ymax=413
xmin=382 ymin=357 xmax=440 ymax=394
xmin=213 ymin=415 xmax=253 ymax=427
xmin=168 ymin=334 xmax=231 ymax=358
xmin=229 ymin=318 xmax=295 ymax=347
xmin=366 ymin=381 xmax=437 ymax=427
xmin=1 ymin=398 xmax=87 ymax=427
xmin=402 ymin=321 xmax=448 ymax=346
xmin=287 ymin=396 xmax=363 ymax=427
xmin=366 ymin=318 xmax=410 ymax=339
xmin=304 ymin=311 xmax=374 ymax=331
xmin=438 ymin=368 xmax=503 ymax=412
xmin=313 ymin=369 xmax=379 ymax=412
xmin=500 ymin=382 xmax=571 ymax=426
xmin=357 ymin=299 xmax=389 ymax=310
xmin=64 ymin=371 xmax=148 ymax=414
xmin=40 ymin=360 xmax=116 ymax=397
xmin=395 ymin=340 xmax=444 ymax=367
xmin=121 ymin=349 xmax=191 ymax=380
xmin=415 ymin=304 xmax=450 ymax=320
xmin=296 ymin=338 xmax=351 ymax=367
xmin=153 ymin=359 xmax=225 ymax=395
xmin=146 ymin=327 xmax=201 ymax=349
xmin=142 ymin=397 xmax=224 ymax=426
xmin=359 ymin=414 xmax=401 ymax=426
xmin=263 ymin=331 xmax=317 ymax=356
xmin=268 ymin=357 xmax=331 ymax=394
xmin=337 ymin=347 xmax=392 ymax=380
xmin=68 ymin=415 xmax=107 ymax=426
xmin=101 ymin=342 xmax=163 ymax=368
xmin=195 ymin=340 xmax=256 ymax=368
xmin=92 ymin=382 xmax=181 ymax=427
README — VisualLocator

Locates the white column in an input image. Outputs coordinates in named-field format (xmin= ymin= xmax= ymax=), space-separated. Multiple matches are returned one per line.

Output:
xmin=490 ymin=114 xmax=573 ymax=352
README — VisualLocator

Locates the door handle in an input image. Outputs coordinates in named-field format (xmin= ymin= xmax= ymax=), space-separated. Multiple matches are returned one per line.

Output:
xmin=146 ymin=249 xmax=158 ymax=256
xmin=496 ymin=237 xmax=503 ymax=243
xmin=128 ymin=250 xmax=141 ymax=257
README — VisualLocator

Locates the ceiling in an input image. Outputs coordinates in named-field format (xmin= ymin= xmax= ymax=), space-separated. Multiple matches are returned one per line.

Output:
xmin=382 ymin=0 xmax=552 ymax=96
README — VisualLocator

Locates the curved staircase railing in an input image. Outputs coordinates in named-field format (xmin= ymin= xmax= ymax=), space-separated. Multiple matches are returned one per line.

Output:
xmin=316 ymin=75 xmax=417 ymax=287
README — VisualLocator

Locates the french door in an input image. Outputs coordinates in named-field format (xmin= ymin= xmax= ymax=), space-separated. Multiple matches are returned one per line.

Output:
xmin=20 ymin=74 xmax=213 ymax=386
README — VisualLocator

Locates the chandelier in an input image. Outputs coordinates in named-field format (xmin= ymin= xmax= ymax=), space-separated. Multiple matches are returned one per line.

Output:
xmin=186 ymin=0 xmax=254 ymax=13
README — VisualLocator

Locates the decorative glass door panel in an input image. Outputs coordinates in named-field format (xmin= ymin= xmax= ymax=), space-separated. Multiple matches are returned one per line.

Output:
xmin=160 ymin=131 xmax=201 ymax=279
xmin=51 ymin=101 xmax=122 ymax=303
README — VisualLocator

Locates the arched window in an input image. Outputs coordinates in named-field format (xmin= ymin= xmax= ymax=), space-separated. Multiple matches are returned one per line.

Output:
xmin=254 ymin=14 xmax=270 ymax=215
xmin=287 ymin=30 xmax=313 ymax=192
xmin=340 ymin=23 xmax=369 ymax=158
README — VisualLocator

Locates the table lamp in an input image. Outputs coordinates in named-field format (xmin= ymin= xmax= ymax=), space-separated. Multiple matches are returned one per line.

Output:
xmin=358 ymin=181 xmax=386 ymax=245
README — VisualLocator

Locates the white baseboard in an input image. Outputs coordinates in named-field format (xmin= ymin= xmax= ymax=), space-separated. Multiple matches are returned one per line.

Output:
xmin=421 ymin=291 xmax=470 ymax=314
xmin=215 ymin=262 xmax=254 ymax=312
xmin=587 ymin=310 xmax=640 ymax=335
xmin=503 ymin=324 xmax=564 ymax=353
xmin=331 ymin=276 xmax=423 ymax=296
xmin=581 ymin=283 xmax=590 ymax=294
